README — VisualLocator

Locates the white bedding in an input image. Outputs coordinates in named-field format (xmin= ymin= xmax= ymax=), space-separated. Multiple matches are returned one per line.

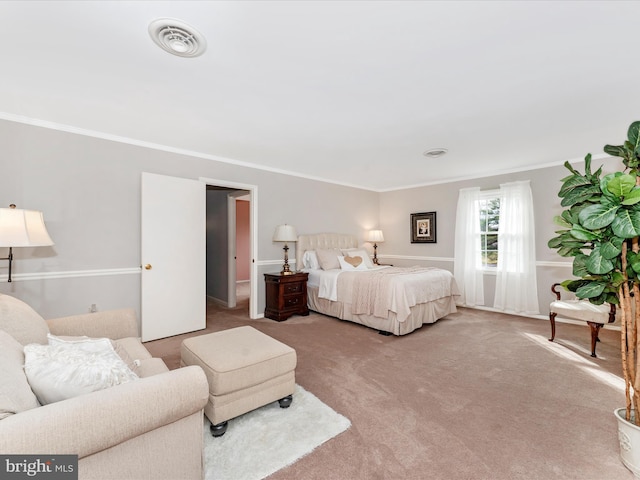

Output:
xmin=296 ymin=233 xmax=459 ymax=335
xmin=307 ymin=266 xmax=458 ymax=323
xmin=305 ymin=266 xmax=390 ymax=301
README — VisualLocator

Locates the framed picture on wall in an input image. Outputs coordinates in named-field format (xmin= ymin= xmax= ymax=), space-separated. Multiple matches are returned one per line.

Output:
xmin=411 ymin=212 xmax=436 ymax=243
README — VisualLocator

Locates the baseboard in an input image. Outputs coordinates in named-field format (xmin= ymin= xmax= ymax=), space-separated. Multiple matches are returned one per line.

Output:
xmin=461 ymin=305 xmax=620 ymax=331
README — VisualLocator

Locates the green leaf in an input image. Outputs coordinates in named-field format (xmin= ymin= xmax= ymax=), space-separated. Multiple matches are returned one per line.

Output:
xmin=553 ymin=215 xmax=572 ymax=228
xmin=604 ymin=144 xmax=628 ymax=159
xmin=623 ymin=187 xmax=640 ymax=205
xmin=593 ymin=165 xmax=603 ymax=179
xmin=607 ymin=174 xmax=636 ymax=197
xmin=612 ymin=209 xmax=640 ymax=238
xmin=562 ymin=279 xmax=590 ymax=292
xmin=629 ymin=121 xmax=640 ymax=151
xmin=570 ymin=224 xmax=599 ymax=241
xmin=606 ymin=293 xmax=620 ymax=305
xmin=576 ymin=282 xmax=606 ymax=299
xmin=572 ymin=254 xmax=589 ymax=277
xmin=578 ymin=203 xmax=618 ymax=229
xmin=600 ymin=236 xmax=623 ymax=259
xmin=611 ymin=271 xmax=626 ymax=289
xmin=563 ymin=161 xmax=580 ymax=176
xmin=585 ymin=247 xmax=614 ymax=274
xmin=562 ymin=209 xmax=578 ymax=225
xmin=559 ymin=174 xmax=593 ymax=197
xmin=557 ymin=245 xmax=581 ymax=257
xmin=548 ymin=236 xmax=562 ymax=249
xmin=560 ymin=185 xmax=601 ymax=207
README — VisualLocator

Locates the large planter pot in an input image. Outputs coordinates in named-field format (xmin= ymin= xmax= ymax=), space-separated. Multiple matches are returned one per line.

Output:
xmin=616 ymin=408 xmax=640 ymax=477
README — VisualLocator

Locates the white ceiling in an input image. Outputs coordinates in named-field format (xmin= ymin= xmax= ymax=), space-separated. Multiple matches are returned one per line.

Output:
xmin=2 ymin=1 xmax=639 ymax=191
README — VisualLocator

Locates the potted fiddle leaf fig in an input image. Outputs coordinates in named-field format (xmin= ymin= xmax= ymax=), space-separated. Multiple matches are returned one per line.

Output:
xmin=548 ymin=121 xmax=640 ymax=476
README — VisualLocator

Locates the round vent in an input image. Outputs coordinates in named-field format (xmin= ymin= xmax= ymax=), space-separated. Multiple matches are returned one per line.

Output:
xmin=148 ymin=18 xmax=207 ymax=58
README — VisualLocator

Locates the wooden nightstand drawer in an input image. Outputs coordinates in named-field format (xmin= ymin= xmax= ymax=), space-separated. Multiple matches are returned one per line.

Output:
xmin=283 ymin=282 xmax=302 ymax=295
xmin=264 ymin=272 xmax=309 ymax=321
xmin=284 ymin=295 xmax=304 ymax=308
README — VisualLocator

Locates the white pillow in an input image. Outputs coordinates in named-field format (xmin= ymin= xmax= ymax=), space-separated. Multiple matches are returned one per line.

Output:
xmin=302 ymin=250 xmax=321 ymax=270
xmin=24 ymin=336 xmax=139 ymax=405
xmin=337 ymin=255 xmax=368 ymax=271
xmin=343 ymin=248 xmax=375 ymax=269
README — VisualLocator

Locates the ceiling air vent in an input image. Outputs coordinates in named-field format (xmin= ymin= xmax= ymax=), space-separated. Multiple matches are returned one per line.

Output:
xmin=148 ymin=18 xmax=207 ymax=58
xmin=423 ymin=148 xmax=448 ymax=158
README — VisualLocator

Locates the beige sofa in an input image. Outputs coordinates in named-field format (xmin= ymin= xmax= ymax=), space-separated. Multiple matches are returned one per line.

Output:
xmin=0 ymin=293 xmax=209 ymax=480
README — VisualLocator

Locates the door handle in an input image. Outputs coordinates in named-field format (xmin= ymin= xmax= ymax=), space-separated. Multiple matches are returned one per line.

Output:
xmin=144 ymin=264 xmax=152 ymax=270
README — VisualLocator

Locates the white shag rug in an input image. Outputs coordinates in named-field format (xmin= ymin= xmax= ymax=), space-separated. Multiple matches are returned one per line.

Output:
xmin=203 ymin=384 xmax=351 ymax=480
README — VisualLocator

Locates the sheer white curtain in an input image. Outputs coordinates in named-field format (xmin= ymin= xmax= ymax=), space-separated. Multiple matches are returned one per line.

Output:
xmin=453 ymin=187 xmax=484 ymax=306
xmin=494 ymin=180 xmax=539 ymax=314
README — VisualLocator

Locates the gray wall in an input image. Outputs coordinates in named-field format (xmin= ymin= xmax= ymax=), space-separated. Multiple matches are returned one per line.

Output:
xmin=206 ymin=189 xmax=230 ymax=303
xmin=0 ymin=119 xmax=378 ymax=320
xmin=379 ymin=155 xmax=622 ymax=315
xmin=1 ymin=117 xmax=622 ymax=323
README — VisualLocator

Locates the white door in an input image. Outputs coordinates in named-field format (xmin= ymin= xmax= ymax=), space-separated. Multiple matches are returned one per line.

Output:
xmin=141 ymin=172 xmax=206 ymax=342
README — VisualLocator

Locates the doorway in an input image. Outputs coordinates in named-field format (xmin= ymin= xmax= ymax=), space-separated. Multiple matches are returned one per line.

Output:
xmin=202 ymin=177 xmax=258 ymax=319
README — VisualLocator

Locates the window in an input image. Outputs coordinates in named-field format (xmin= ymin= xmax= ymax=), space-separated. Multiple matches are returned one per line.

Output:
xmin=454 ymin=181 xmax=537 ymax=313
xmin=478 ymin=192 xmax=500 ymax=269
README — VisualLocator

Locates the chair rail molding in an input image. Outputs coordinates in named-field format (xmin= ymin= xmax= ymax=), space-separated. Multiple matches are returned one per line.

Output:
xmin=0 ymin=267 xmax=141 ymax=282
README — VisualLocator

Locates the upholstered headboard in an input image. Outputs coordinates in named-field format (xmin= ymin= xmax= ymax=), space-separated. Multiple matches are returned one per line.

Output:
xmin=296 ymin=233 xmax=358 ymax=269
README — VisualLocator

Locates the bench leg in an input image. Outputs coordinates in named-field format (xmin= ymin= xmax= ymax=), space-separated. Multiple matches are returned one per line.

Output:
xmin=587 ymin=322 xmax=603 ymax=358
xmin=549 ymin=312 xmax=557 ymax=342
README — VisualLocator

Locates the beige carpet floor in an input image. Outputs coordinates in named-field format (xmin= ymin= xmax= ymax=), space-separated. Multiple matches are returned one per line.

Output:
xmin=144 ymin=296 xmax=631 ymax=480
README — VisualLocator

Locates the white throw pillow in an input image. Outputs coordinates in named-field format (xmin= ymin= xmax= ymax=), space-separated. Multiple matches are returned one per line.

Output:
xmin=24 ymin=336 xmax=139 ymax=405
xmin=48 ymin=334 xmax=141 ymax=376
xmin=337 ymin=255 xmax=368 ymax=271
xmin=302 ymin=250 xmax=321 ymax=270
xmin=343 ymin=248 xmax=375 ymax=269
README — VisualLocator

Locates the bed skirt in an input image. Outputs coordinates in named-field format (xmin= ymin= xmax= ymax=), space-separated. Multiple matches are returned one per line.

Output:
xmin=307 ymin=285 xmax=457 ymax=335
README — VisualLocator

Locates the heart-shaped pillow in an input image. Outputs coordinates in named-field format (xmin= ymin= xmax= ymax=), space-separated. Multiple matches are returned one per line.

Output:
xmin=344 ymin=256 xmax=363 ymax=267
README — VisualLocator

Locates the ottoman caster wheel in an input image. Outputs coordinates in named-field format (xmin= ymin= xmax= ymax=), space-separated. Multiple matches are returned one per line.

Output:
xmin=278 ymin=394 xmax=293 ymax=408
xmin=211 ymin=421 xmax=228 ymax=437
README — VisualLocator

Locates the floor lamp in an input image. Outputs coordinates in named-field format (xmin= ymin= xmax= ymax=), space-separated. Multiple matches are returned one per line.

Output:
xmin=0 ymin=204 xmax=55 ymax=282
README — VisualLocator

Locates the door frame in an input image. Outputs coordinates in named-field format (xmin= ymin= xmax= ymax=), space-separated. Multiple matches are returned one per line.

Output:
xmin=227 ymin=193 xmax=237 ymax=309
xmin=200 ymin=177 xmax=258 ymax=319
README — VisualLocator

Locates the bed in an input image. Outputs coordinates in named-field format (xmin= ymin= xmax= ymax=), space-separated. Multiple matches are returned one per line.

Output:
xmin=295 ymin=233 xmax=460 ymax=335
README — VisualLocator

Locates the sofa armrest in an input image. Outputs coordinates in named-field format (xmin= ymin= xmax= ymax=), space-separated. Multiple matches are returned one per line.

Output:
xmin=47 ymin=308 xmax=139 ymax=340
xmin=0 ymin=366 xmax=208 ymax=458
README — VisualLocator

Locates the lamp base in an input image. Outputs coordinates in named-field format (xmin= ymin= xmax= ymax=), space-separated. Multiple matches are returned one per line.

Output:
xmin=280 ymin=243 xmax=294 ymax=275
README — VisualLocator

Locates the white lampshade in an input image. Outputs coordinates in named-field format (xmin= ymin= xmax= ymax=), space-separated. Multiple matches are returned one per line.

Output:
xmin=273 ymin=224 xmax=298 ymax=243
xmin=367 ymin=229 xmax=384 ymax=243
xmin=0 ymin=208 xmax=54 ymax=247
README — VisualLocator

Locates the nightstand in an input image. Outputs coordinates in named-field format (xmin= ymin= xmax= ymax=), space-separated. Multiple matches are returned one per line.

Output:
xmin=264 ymin=272 xmax=309 ymax=321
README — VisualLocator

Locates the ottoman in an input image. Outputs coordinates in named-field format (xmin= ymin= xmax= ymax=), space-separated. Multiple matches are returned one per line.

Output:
xmin=180 ymin=326 xmax=296 ymax=437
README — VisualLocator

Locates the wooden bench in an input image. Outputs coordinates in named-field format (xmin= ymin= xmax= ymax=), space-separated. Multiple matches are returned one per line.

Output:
xmin=549 ymin=283 xmax=616 ymax=358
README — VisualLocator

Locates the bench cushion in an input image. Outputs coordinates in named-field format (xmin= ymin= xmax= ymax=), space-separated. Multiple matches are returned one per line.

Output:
xmin=180 ymin=326 xmax=296 ymax=396
xmin=550 ymin=300 xmax=611 ymax=324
